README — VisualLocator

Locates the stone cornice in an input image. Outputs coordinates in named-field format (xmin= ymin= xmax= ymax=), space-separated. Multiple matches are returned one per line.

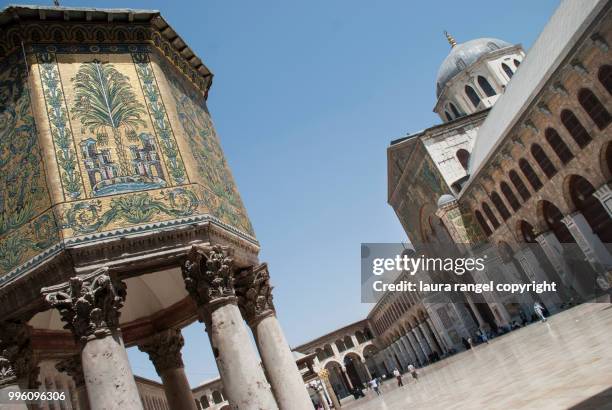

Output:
xmin=0 ymin=5 xmax=212 ymax=97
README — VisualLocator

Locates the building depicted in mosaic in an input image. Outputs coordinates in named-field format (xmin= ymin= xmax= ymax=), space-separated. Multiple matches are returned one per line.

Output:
xmin=376 ymin=0 xmax=612 ymax=371
xmin=0 ymin=5 xmax=314 ymax=410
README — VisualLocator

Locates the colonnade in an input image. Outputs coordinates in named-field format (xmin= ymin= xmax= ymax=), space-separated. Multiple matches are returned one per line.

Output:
xmin=0 ymin=244 xmax=312 ymax=410
xmin=372 ymin=317 xmax=444 ymax=375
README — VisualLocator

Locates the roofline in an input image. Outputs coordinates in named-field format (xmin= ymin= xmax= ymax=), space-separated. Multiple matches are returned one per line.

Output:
xmin=292 ymin=319 xmax=370 ymax=351
xmin=433 ymin=43 xmax=524 ymax=110
xmin=0 ymin=4 xmax=213 ymax=96
xmin=390 ymin=108 xmax=490 ymax=147
xmin=2 ymin=4 xmax=159 ymax=14
xmin=460 ymin=0 xmax=610 ymax=198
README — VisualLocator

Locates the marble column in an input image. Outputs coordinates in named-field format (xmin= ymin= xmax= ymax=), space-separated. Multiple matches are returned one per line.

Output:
xmin=0 ymin=321 xmax=38 ymax=410
xmin=341 ymin=365 xmax=354 ymax=390
xmin=182 ymin=245 xmax=278 ymax=410
xmin=42 ymin=269 xmax=143 ymax=410
xmin=400 ymin=335 xmax=417 ymax=365
xmin=516 ymin=247 xmax=565 ymax=311
xmin=394 ymin=341 xmax=409 ymax=369
xmin=56 ymin=356 xmax=89 ymax=410
xmin=406 ymin=331 xmax=426 ymax=366
xmin=139 ymin=329 xmax=196 ymax=410
xmin=561 ymin=212 xmax=612 ymax=276
xmin=318 ymin=370 xmax=341 ymax=410
xmin=419 ymin=323 xmax=440 ymax=355
xmin=535 ymin=231 xmax=586 ymax=300
xmin=593 ymin=183 xmax=612 ymax=218
xmin=426 ymin=318 xmax=448 ymax=353
xmin=234 ymin=263 xmax=312 ymax=410
xmin=412 ymin=328 xmax=431 ymax=360
xmin=361 ymin=359 xmax=372 ymax=380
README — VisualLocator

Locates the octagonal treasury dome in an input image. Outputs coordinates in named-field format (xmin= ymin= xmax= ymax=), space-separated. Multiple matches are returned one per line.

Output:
xmin=0 ymin=5 xmax=261 ymax=344
xmin=436 ymin=37 xmax=513 ymax=97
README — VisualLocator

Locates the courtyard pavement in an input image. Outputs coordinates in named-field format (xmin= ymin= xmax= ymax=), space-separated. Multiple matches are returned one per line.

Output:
xmin=342 ymin=302 xmax=612 ymax=409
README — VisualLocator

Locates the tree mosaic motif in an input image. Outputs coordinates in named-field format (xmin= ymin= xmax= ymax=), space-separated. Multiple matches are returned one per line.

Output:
xmin=71 ymin=59 xmax=146 ymax=176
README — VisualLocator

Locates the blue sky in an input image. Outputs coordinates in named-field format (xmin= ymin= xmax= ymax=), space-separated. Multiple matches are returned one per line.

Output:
xmin=9 ymin=0 xmax=559 ymax=385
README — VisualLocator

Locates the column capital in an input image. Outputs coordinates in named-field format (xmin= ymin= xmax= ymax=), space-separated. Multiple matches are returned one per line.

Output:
xmin=138 ymin=328 xmax=185 ymax=374
xmin=0 ymin=321 xmax=38 ymax=388
xmin=56 ymin=356 xmax=85 ymax=387
xmin=234 ymin=263 xmax=275 ymax=327
xmin=42 ymin=268 xmax=127 ymax=344
xmin=182 ymin=244 xmax=236 ymax=310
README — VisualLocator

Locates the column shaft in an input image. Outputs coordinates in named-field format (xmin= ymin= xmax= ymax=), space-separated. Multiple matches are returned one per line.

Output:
xmin=562 ymin=212 xmax=612 ymax=273
xmin=207 ymin=302 xmax=278 ymax=409
xmin=43 ymin=270 xmax=143 ymax=410
xmin=406 ymin=331 xmax=426 ymax=365
xmin=593 ymin=183 xmax=612 ymax=218
xmin=138 ymin=329 xmax=196 ymax=410
xmin=182 ymin=245 xmax=279 ymax=410
xmin=82 ymin=332 xmax=142 ymax=410
xmin=253 ymin=315 xmax=312 ymax=410
xmin=159 ymin=368 xmax=195 ymax=410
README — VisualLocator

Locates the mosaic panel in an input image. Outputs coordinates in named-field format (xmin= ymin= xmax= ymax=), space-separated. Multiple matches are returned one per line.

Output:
xmin=0 ymin=51 xmax=58 ymax=276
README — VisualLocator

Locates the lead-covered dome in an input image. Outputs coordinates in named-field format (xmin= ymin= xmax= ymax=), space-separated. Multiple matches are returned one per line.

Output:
xmin=436 ymin=37 xmax=513 ymax=97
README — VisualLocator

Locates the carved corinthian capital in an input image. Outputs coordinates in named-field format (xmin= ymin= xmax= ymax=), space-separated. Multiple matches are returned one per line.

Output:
xmin=42 ymin=268 xmax=127 ymax=344
xmin=182 ymin=244 xmax=235 ymax=308
xmin=234 ymin=263 xmax=275 ymax=326
xmin=138 ymin=329 xmax=185 ymax=374
xmin=0 ymin=321 xmax=37 ymax=388
xmin=56 ymin=356 xmax=84 ymax=387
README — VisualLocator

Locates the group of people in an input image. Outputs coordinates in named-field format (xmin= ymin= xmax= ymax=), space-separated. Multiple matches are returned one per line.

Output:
xmin=462 ymin=301 xmax=549 ymax=350
xmin=366 ymin=365 xmax=419 ymax=396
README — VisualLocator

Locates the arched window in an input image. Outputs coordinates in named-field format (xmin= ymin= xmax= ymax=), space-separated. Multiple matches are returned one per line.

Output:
xmin=478 ymin=76 xmax=496 ymax=97
xmin=513 ymin=59 xmax=521 ymax=68
xmin=491 ymin=192 xmax=511 ymax=220
xmin=456 ymin=149 xmax=470 ymax=170
xmin=531 ymin=144 xmax=557 ymax=178
xmin=324 ymin=344 xmax=334 ymax=357
xmin=475 ymin=210 xmax=492 ymax=236
xmin=212 ymin=391 xmax=223 ymax=404
xmin=465 ymin=85 xmax=481 ymax=108
xmin=200 ymin=395 xmax=210 ymax=409
xmin=509 ymin=170 xmax=531 ymax=200
xmin=482 ymin=202 xmax=500 ymax=229
xmin=344 ymin=335 xmax=355 ymax=349
xmin=502 ymin=63 xmax=513 ymax=79
xmin=444 ymin=111 xmax=452 ymax=121
xmin=561 ymin=109 xmax=592 ymax=148
xmin=544 ymin=128 xmax=573 ymax=164
xmin=519 ymin=220 xmax=536 ymax=243
xmin=569 ymin=175 xmax=612 ymax=243
xmin=449 ymin=102 xmax=461 ymax=117
xmin=598 ymin=65 xmax=612 ymax=94
xmin=519 ymin=159 xmax=543 ymax=191
xmin=542 ymin=200 xmax=575 ymax=243
xmin=500 ymin=182 xmax=520 ymax=211
xmin=336 ymin=339 xmax=346 ymax=352
xmin=578 ymin=88 xmax=611 ymax=129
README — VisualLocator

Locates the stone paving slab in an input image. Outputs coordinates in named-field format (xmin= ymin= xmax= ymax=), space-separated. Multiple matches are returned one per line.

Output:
xmin=343 ymin=303 xmax=612 ymax=410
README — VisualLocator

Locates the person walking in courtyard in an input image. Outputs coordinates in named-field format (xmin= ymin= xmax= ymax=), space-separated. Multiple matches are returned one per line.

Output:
xmin=407 ymin=364 xmax=418 ymax=381
xmin=369 ymin=377 xmax=381 ymax=395
xmin=479 ymin=328 xmax=489 ymax=344
xmin=534 ymin=301 xmax=547 ymax=322
xmin=393 ymin=368 xmax=404 ymax=387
